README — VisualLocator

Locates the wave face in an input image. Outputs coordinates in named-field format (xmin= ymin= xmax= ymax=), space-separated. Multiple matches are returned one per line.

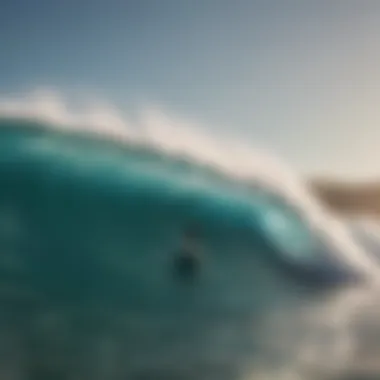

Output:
xmin=0 ymin=111 xmax=379 ymax=379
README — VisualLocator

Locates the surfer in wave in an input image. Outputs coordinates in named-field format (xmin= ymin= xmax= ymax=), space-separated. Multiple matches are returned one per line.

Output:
xmin=173 ymin=224 xmax=202 ymax=281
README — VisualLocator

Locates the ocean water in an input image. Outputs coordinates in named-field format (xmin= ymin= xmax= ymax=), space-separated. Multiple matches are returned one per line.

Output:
xmin=0 ymin=104 xmax=380 ymax=379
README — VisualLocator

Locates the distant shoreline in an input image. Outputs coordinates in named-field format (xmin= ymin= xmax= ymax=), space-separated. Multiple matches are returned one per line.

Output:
xmin=310 ymin=179 xmax=380 ymax=218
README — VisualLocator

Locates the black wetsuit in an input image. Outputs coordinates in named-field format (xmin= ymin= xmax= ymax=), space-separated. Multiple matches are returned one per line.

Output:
xmin=174 ymin=249 xmax=200 ymax=281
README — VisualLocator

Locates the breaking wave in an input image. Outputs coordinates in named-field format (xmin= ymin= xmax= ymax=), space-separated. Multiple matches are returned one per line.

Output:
xmin=0 ymin=90 xmax=379 ymax=379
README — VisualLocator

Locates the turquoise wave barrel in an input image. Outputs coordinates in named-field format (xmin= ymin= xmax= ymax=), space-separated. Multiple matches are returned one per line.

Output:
xmin=0 ymin=119 xmax=362 ymax=379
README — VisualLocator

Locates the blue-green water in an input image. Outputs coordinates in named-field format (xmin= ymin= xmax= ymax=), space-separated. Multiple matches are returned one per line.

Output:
xmin=0 ymin=118 xmax=376 ymax=379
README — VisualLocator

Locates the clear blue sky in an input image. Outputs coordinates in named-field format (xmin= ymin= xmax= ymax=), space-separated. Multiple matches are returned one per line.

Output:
xmin=1 ymin=0 xmax=380 ymax=179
